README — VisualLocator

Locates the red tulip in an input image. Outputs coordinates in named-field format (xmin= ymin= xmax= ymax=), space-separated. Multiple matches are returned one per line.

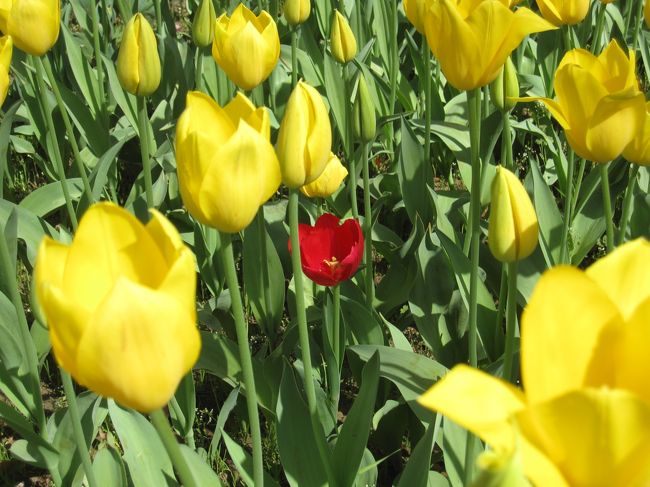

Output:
xmin=289 ymin=213 xmax=364 ymax=286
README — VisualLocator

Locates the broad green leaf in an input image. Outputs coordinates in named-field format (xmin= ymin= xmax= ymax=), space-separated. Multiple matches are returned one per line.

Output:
xmin=221 ymin=430 xmax=279 ymax=487
xmin=92 ymin=446 xmax=128 ymax=487
xmin=397 ymin=425 xmax=435 ymax=487
xmin=529 ymin=160 xmax=562 ymax=266
xmin=19 ymin=179 xmax=84 ymax=218
xmin=179 ymin=444 xmax=226 ymax=486
xmin=398 ymin=118 xmax=434 ymax=226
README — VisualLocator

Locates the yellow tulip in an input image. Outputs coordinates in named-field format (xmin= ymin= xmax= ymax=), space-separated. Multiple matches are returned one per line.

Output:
xmin=0 ymin=35 xmax=12 ymax=107
xmin=423 ymin=0 xmax=555 ymax=91
xmin=117 ymin=13 xmax=161 ymax=96
xmin=523 ymin=41 xmax=645 ymax=164
xmin=35 ymin=202 xmax=200 ymax=413
xmin=212 ymin=3 xmax=280 ymax=91
xmin=276 ymin=81 xmax=333 ymax=188
xmin=175 ymin=91 xmax=280 ymax=233
xmin=403 ymin=0 xmax=427 ymax=33
xmin=488 ymin=166 xmax=538 ymax=262
xmin=419 ymin=238 xmax=650 ymax=486
xmin=284 ymin=0 xmax=310 ymax=26
xmin=535 ymin=0 xmax=589 ymax=25
xmin=192 ymin=0 xmax=216 ymax=47
xmin=623 ymin=102 xmax=650 ymax=165
xmin=330 ymin=10 xmax=357 ymax=64
xmin=0 ymin=0 xmax=60 ymax=56
xmin=300 ymin=153 xmax=348 ymax=198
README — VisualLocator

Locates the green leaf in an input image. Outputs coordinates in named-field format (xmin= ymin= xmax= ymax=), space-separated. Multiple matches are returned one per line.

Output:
xmin=398 ymin=118 xmax=434 ymax=226
xmin=19 ymin=179 xmax=84 ymax=218
xmin=397 ymin=425 xmax=435 ymax=487
xmin=179 ymin=445 xmax=225 ymax=486
xmin=221 ymin=430 xmax=279 ymax=487
xmin=323 ymin=54 xmax=349 ymax=152
xmin=529 ymin=160 xmax=562 ymax=266
xmin=92 ymin=446 xmax=128 ymax=487
xmin=442 ymin=418 xmax=479 ymax=487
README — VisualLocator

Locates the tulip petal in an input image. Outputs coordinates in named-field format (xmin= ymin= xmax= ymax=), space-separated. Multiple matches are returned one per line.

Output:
xmin=6 ymin=0 xmax=60 ymax=55
xmin=516 ymin=388 xmax=650 ymax=486
xmin=586 ymin=238 xmax=650 ymax=321
xmin=62 ymin=203 xmax=168 ymax=310
xmin=488 ymin=168 xmax=517 ymax=262
xmin=521 ymin=266 xmax=622 ymax=404
xmin=555 ymin=63 xmax=607 ymax=134
xmin=418 ymin=364 xmax=525 ymax=452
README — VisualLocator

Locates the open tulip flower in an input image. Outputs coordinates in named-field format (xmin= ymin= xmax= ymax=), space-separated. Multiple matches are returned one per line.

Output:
xmin=175 ymin=91 xmax=281 ymax=233
xmin=536 ymin=0 xmax=589 ymax=25
xmin=34 ymin=203 xmax=201 ymax=413
xmin=289 ymin=213 xmax=363 ymax=286
xmin=212 ymin=3 xmax=280 ymax=91
xmin=524 ymin=40 xmax=645 ymax=164
xmin=419 ymin=239 xmax=650 ymax=486
xmin=623 ymin=101 xmax=650 ymax=165
xmin=0 ymin=0 xmax=60 ymax=55
xmin=423 ymin=0 xmax=555 ymax=91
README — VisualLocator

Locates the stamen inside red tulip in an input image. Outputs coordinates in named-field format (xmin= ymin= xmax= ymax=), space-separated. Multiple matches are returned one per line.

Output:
xmin=323 ymin=256 xmax=340 ymax=272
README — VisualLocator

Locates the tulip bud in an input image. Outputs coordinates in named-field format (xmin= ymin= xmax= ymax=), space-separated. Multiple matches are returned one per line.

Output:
xmin=117 ymin=13 xmax=161 ymax=96
xmin=276 ymin=81 xmax=333 ymax=188
xmin=192 ymin=0 xmax=216 ymax=47
xmin=0 ymin=36 xmax=12 ymax=107
xmin=490 ymin=57 xmax=519 ymax=112
xmin=284 ymin=0 xmax=310 ymax=26
xmin=353 ymin=73 xmax=376 ymax=143
xmin=488 ymin=166 xmax=539 ymax=262
xmin=330 ymin=10 xmax=357 ymax=64
xmin=300 ymin=153 xmax=348 ymax=198
xmin=470 ymin=448 xmax=531 ymax=487
xmin=0 ymin=0 xmax=60 ymax=56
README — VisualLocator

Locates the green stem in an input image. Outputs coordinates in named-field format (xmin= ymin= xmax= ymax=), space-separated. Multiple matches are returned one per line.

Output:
xmin=494 ymin=265 xmax=507 ymax=354
xmin=345 ymin=66 xmax=358 ymax=218
xmin=502 ymin=261 xmax=518 ymax=383
xmin=40 ymin=57 xmax=94 ymax=209
xmin=361 ymin=142 xmax=374 ymax=308
xmin=89 ymin=1 xmax=107 ymax=128
xmin=463 ymin=87 xmax=482 ymax=487
xmin=150 ymin=410 xmax=198 ymax=487
xmin=195 ymin=47 xmax=204 ymax=91
xmin=137 ymin=96 xmax=154 ymax=208
xmin=388 ymin=0 xmax=398 ymax=156
xmin=423 ymin=42 xmax=432 ymax=175
xmin=291 ymin=28 xmax=298 ymax=87
xmin=61 ymin=371 xmax=99 ymax=487
xmin=560 ymin=150 xmax=575 ymax=264
xmin=288 ymin=189 xmax=337 ymax=485
xmin=592 ymin=4 xmax=606 ymax=53
xmin=630 ymin=0 xmax=645 ymax=49
xmin=33 ymin=57 xmax=78 ymax=230
xmin=154 ymin=0 xmax=163 ymax=34
xmin=502 ymin=113 xmax=513 ymax=171
xmin=256 ymin=208 xmax=275 ymax=343
xmin=219 ymin=233 xmax=264 ymax=487
xmin=332 ymin=284 xmax=341 ymax=370
xmin=617 ymin=164 xmax=640 ymax=245
xmin=116 ymin=0 xmax=130 ymax=22
xmin=98 ymin=0 xmax=111 ymax=53
xmin=0 ymin=226 xmax=46 ymax=435
xmin=600 ymin=162 xmax=615 ymax=253
xmin=570 ymin=158 xmax=586 ymax=222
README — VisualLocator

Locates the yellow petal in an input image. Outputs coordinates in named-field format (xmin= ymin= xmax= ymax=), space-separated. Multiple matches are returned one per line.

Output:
xmin=554 ymin=63 xmax=606 ymax=135
xmin=586 ymin=238 xmax=650 ymax=321
xmin=418 ymin=365 xmax=525 ymax=452
xmin=615 ymin=297 xmax=650 ymax=406
xmin=6 ymin=0 xmax=60 ymax=55
xmin=330 ymin=10 xmax=357 ymax=63
xmin=535 ymin=0 xmax=589 ymax=25
xmin=300 ymin=152 xmax=348 ymax=198
xmin=75 ymin=278 xmax=200 ymax=412
xmin=0 ymin=35 xmax=12 ymax=106
xmin=521 ymin=266 xmax=622 ymax=404
xmin=623 ymin=101 xmax=650 ymax=165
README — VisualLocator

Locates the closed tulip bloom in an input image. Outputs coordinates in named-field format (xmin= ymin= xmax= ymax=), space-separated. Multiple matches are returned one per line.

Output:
xmin=623 ymin=102 xmax=650 ymax=165
xmin=489 ymin=56 xmax=519 ymax=112
xmin=536 ymin=0 xmax=589 ymax=25
xmin=353 ymin=73 xmax=377 ymax=143
xmin=284 ymin=0 xmax=310 ymax=26
xmin=117 ymin=13 xmax=161 ymax=96
xmin=0 ymin=0 xmax=60 ymax=56
xmin=330 ymin=10 xmax=357 ymax=63
xmin=212 ymin=3 xmax=280 ymax=91
xmin=523 ymin=41 xmax=645 ymax=164
xmin=0 ymin=36 xmax=12 ymax=107
xmin=403 ymin=0 xmax=427 ymax=33
xmin=300 ymin=153 xmax=348 ymax=198
xmin=488 ymin=166 xmax=538 ymax=262
xmin=419 ymin=238 xmax=650 ymax=486
xmin=192 ymin=0 xmax=216 ymax=47
xmin=423 ymin=0 xmax=555 ymax=91
xmin=176 ymin=91 xmax=281 ymax=233
xmin=276 ymin=81 xmax=332 ymax=188
xmin=35 ymin=203 xmax=200 ymax=412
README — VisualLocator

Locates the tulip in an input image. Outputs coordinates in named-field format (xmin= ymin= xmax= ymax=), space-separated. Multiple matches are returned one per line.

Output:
xmin=34 ymin=202 xmax=200 ymax=412
xmin=300 ymin=153 xmax=348 ymax=198
xmin=330 ymin=10 xmax=357 ymax=64
xmin=212 ymin=3 xmax=280 ymax=91
xmin=489 ymin=56 xmax=519 ymax=112
xmin=288 ymin=213 xmax=364 ymax=286
xmin=523 ymin=41 xmax=645 ymax=164
xmin=419 ymin=238 xmax=650 ymax=486
xmin=535 ymin=0 xmax=589 ymax=25
xmin=117 ymin=13 xmax=161 ymax=96
xmin=488 ymin=166 xmax=538 ymax=262
xmin=192 ymin=0 xmax=216 ymax=47
xmin=353 ymin=73 xmax=376 ymax=143
xmin=0 ymin=36 xmax=11 ymax=107
xmin=175 ymin=91 xmax=280 ymax=233
xmin=423 ymin=0 xmax=555 ymax=91
xmin=623 ymin=102 xmax=650 ymax=165
xmin=0 ymin=0 xmax=59 ymax=56
xmin=284 ymin=0 xmax=310 ymax=26
xmin=276 ymin=81 xmax=332 ymax=188
xmin=403 ymin=0 xmax=427 ymax=33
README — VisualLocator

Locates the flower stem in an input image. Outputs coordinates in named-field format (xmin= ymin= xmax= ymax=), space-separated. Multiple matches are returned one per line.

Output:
xmin=494 ymin=265 xmax=507 ymax=353
xmin=256 ymin=207 xmax=275 ymax=343
xmin=288 ymin=189 xmax=336 ymax=484
xmin=630 ymin=0 xmax=645 ymax=49
xmin=600 ymin=163 xmax=615 ymax=253
xmin=617 ymin=164 xmax=639 ymax=245
xmin=560 ymin=149 xmax=575 ymax=264
xmin=136 ymin=96 xmax=154 ymax=208
xmin=150 ymin=410 xmax=197 ymax=487
xmin=195 ymin=47 xmax=204 ymax=91
xmin=32 ymin=57 xmax=78 ymax=230
xmin=291 ymin=28 xmax=298 ymax=87
xmin=592 ymin=5 xmax=606 ymax=53
xmin=218 ymin=232 xmax=264 ymax=487
xmin=89 ymin=1 xmax=108 ymax=128
xmin=332 ymin=284 xmax=341 ymax=370
xmin=345 ymin=65 xmax=358 ymax=218
xmin=153 ymin=0 xmax=162 ymax=34
xmin=361 ymin=142 xmax=374 ymax=308
xmin=60 ymin=371 xmax=98 ymax=487
xmin=422 ymin=42 xmax=432 ymax=174
xmin=502 ymin=261 xmax=518 ymax=383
